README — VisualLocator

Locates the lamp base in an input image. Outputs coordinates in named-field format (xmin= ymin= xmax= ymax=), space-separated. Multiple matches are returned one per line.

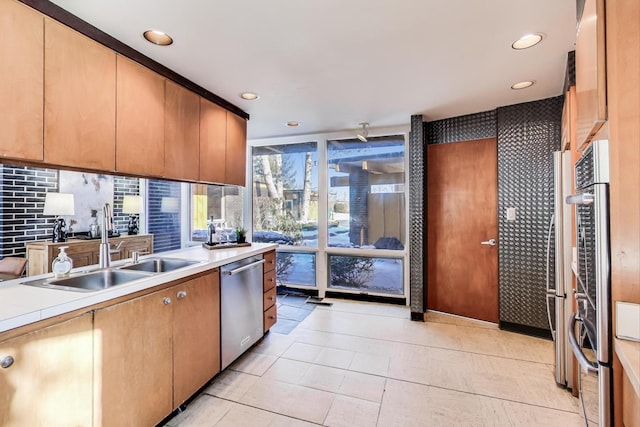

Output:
xmin=52 ymin=217 xmax=68 ymax=242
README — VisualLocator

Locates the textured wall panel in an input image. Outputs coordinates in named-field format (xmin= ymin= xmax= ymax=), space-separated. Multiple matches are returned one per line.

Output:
xmin=497 ymin=96 xmax=563 ymax=329
xmin=409 ymin=114 xmax=425 ymax=316
xmin=426 ymin=110 xmax=496 ymax=145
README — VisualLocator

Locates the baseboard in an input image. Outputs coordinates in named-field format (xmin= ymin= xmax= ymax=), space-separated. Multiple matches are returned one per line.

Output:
xmin=499 ymin=321 xmax=553 ymax=340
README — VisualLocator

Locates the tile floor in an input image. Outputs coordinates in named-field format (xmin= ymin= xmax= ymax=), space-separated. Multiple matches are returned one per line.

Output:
xmin=165 ymin=299 xmax=585 ymax=426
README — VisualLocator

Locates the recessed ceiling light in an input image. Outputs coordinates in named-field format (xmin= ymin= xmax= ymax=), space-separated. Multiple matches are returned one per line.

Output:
xmin=286 ymin=121 xmax=300 ymax=127
xmin=512 ymin=33 xmax=544 ymax=50
xmin=511 ymin=81 xmax=535 ymax=90
xmin=240 ymin=92 xmax=259 ymax=100
xmin=143 ymin=30 xmax=173 ymax=46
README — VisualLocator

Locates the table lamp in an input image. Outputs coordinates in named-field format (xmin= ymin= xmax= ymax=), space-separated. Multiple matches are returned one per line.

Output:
xmin=43 ymin=192 xmax=75 ymax=242
xmin=122 ymin=195 xmax=142 ymax=235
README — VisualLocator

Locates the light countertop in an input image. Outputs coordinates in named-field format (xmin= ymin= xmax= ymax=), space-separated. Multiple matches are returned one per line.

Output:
xmin=615 ymin=338 xmax=640 ymax=398
xmin=0 ymin=243 xmax=277 ymax=334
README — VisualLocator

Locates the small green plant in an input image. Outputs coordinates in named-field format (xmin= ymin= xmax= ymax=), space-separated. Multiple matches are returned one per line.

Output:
xmin=235 ymin=227 xmax=247 ymax=242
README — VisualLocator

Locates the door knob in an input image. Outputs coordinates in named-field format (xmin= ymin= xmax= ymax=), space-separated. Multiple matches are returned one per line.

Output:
xmin=481 ymin=239 xmax=496 ymax=246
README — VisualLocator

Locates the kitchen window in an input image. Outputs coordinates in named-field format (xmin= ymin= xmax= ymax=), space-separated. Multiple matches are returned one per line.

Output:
xmin=189 ymin=183 xmax=244 ymax=242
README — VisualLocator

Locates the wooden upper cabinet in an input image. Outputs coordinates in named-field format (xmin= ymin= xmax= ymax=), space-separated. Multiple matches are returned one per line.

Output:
xmin=199 ymin=98 xmax=227 ymax=184
xmin=44 ymin=18 xmax=116 ymax=171
xmin=0 ymin=0 xmax=43 ymax=162
xmin=226 ymin=112 xmax=247 ymax=186
xmin=576 ymin=0 xmax=607 ymax=149
xmin=164 ymin=80 xmax=200 ymax=181
xmin=116 ymin=55 xmax=165 ymax=177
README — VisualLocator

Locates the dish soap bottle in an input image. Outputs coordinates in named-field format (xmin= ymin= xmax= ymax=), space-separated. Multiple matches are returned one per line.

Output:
xmin=52 ymin=246 xmax=73 ymax=278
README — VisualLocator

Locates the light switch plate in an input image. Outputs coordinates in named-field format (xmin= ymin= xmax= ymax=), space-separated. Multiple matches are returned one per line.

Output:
xmin=616 ymin=302 xmax=640 ymax=342
xmin=506 ymin=207 xmax=516 ymax=221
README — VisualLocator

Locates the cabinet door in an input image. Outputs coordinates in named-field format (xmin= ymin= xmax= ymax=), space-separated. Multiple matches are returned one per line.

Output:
xmin=67 ymin=250 xmax=95 ymax=270
xmin=226 ymin=112 xmax=247 ymax=186
xmin=116 ymin=55 xmax=165 ymax=177
xmin=173 ymin=272 xmax=221 ymax=406
xmin=94 ymin=289 xmax=173 ymax=427
xmin=199 ymin=98 xmax=227 ymax=184
xmin=0 ymin=313 xmax=93 ymax=426
xmin=165 ymin=81 xmax=200 ymax=181
xmin=44 ymin=18 xmax=116 ymax=171
xmin=0 ymin=0 xmax=43 ymax=162
xmin=576 ymin=0 xmax=607 ymax=148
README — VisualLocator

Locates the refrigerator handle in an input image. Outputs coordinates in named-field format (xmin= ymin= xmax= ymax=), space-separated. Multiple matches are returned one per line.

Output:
xmin=566 ymin=192 xmax=594 ymax=206
xmin=545 ymin=214 xmax=556 ymax=341
xmin=568 ymin=313 xmax=598 ymax=373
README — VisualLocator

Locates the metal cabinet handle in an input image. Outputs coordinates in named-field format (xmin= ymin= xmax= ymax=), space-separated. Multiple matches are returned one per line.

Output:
xmin=480 ymin=239 xmax=496 ymax=246
xmin=566 ymin=192 xmax=594 ymax=206
xmin=177 ymin=291 xmax=187 ymax=299
xmin=1 ymin=356 xmax=14 ymax=369
xmin=163 ymin=297 xmax=171 ymax=305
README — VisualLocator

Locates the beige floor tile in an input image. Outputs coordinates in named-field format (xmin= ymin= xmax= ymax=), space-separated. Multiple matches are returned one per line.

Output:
xmin=323 ymin=395 xmax=380 ymax=427
xmin=282 ymin=342 xmax=325 ymax=363
xmin=320 ymin=299 xmax=409 ymax=319
xmin=268 ymin=415 xmax=319 ymax=427
xmin=252 ymin=332 xmax=296 ymax=357
xmin=165 ymin=395 xmax=233 ymax=427
xmin=263 ymin=358 xmax=311 ymax=384
xmin=425 ymin=310 xmax=498 ymax=329
xmin=204 ymin=370 xmax=259 ymax=401
xmin=299 ymin=364 xmax=346 ymax=392
xmin=338 ymin=370 xmax=386 ymax=403
xmin=348 ymin=352 xmax=390 ymax=376
xmin=215 ymin=403 xmax=275 ymax=427
xmin=229 ymin=351 xmax=278 ymax=376
xmin=315 ymin=347 xmax=355 ymax=369
xmin=378 ymin=379 xmax=584 ymax=427
xmin=239 ymin=378 xmax=335 ymax=424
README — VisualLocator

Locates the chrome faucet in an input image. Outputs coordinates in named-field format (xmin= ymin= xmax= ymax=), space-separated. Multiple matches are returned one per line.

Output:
xmin=98 ymin=204 xmax=111 ymax=269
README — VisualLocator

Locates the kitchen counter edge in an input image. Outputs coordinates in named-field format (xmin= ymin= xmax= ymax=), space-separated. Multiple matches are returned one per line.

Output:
xmin=0 ymin=243 xmax=278 ymax=334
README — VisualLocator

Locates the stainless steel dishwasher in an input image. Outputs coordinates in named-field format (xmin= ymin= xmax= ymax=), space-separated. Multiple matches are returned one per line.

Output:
xmin=220 ymin=254 xmax=265 ymax=369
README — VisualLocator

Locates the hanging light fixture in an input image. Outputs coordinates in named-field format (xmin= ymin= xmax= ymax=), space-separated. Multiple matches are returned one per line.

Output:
xmin=356 ymin=122 xmax=369 ymax=142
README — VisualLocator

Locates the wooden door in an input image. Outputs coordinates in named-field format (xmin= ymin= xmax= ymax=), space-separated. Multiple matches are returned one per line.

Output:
xmin=165 ymin=80 xmax=200 ymax=181
xmin=116 ymin=55 xmax=165 ymax=177
xmin=226 ymin=112 xmax=247 ymax=186
xmin=0 ymin=0 xmax=43 ymax=161
xmin=199 ymin=98 xmax=227 ymax=184
xmin=172 ymin=273 xmax=220 ymax=406
xmin=44 ymin=18 xmax=116 ymax=171
xmin=0 ymin=313 xmax=93 ymax=426
xmin=427 ymin=138 xmax=498 ymax=323
xmin=94 ymin=289 xmax=173 ymax=427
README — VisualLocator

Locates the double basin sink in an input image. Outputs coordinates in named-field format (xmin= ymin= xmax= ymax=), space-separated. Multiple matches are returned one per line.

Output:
xmin=22 ymin=258 xmax=200 ymax=292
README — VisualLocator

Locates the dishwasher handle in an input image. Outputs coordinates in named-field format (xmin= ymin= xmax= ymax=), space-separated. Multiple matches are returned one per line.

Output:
xmin=224 ymin=259 xmax=265 ymax=275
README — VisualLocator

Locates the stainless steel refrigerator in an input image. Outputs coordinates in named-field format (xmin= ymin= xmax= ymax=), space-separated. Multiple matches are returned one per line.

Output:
xmin=566 ymin=139 xmax=612 ymax=426
xmin=546 ymin=150 xmax=575 ymax=390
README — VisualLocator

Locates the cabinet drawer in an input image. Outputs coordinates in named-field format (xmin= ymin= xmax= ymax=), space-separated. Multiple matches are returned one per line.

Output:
xmin=264 ymin=250 xmax=276 ymax=273
xmin=263 ymin=304 xmax=277 ymax=333
xmin=263 ymin=286 xmax=276 ymax=311
xmin=263 ymin=268 xmax=276 ymax=292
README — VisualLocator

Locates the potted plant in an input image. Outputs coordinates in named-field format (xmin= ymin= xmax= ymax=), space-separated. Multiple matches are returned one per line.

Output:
xmin=235 ymin=227 xmax=247 ymax=244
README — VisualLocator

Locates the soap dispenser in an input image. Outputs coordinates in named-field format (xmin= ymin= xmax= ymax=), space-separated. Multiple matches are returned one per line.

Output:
xmin=52 ymin=246 xmax=73 ymax=278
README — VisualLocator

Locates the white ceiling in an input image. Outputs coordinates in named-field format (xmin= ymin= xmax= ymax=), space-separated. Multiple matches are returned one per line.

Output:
xmin=49 ymin=0 xmax=576 ymax=140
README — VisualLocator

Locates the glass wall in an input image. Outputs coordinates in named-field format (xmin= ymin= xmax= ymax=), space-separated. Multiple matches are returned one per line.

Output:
xmin=327 ymin=136 xmax=405 ymax=250
xmin=251 ymin=142 xmax=318 ymax=246
xmin=190 ymin=184 xmax=244 ymax=242
xmin=250 ymin=131 xmax=408 ymax=299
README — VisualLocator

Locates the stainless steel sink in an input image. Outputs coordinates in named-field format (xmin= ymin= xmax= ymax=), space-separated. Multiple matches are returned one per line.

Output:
xmin=119 ymin=257 xmax=200 ymax=273
xmin=22 ymin=269 xmax=152 ymax=292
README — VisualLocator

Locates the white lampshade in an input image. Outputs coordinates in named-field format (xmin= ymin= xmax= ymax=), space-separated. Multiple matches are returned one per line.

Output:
xmin=43 ymin=193 xmax=75 ymax=216
xmin=122 ymin=195 xmax=142 ymax=214
xmin=160 ymin=197 xmax=180 ymax=213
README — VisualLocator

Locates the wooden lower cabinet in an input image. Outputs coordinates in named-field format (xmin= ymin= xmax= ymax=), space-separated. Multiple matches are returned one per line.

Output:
xmin=263 ymin=250 xmax=277 ymax=332
xmin=172 ymin=273 xmax=221 ymax=406
xmin=0 ymin=313 xmax=93 ymax=427
xmin=93 ymin=270 xmax=220 ymax=426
